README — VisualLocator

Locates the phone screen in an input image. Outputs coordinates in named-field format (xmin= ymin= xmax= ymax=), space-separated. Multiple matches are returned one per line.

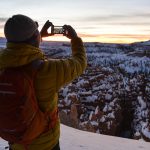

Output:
xmin=53 ymin=26 xmax=64 ymax=34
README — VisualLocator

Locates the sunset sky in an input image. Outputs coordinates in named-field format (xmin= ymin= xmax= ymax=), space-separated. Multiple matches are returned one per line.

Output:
xmin=0 ymin=0 xmax=150 ymax=43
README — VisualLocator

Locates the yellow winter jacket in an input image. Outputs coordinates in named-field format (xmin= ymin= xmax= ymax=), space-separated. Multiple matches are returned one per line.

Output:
xmin=0 ymin=37 xmax=87 ymax=150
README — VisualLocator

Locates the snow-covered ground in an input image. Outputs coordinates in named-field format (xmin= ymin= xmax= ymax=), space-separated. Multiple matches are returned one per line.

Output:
xmin=60 ymin=124 xmax=150 ymax=150
xmin=0 ymin=124 xmax=150 ymax=150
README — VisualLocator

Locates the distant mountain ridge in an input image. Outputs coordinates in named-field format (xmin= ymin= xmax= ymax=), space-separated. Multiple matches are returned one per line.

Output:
xmin=132 ymin=40 xmax=150 ymax=46
xmin=0 ymin=37 xmax=6 ymax=42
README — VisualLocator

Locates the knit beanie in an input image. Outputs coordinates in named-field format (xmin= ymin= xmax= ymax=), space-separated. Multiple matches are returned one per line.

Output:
xmin=4 ymin=14 xmax=38 ymax=42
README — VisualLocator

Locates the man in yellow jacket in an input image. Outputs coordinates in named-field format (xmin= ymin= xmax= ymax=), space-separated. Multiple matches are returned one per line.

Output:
xmin=0 ymin=14 xmax=87 ymax=150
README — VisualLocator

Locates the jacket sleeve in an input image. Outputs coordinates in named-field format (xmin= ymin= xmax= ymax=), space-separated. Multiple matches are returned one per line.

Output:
xmin=37 ymin=37 xmax=87 ymax=92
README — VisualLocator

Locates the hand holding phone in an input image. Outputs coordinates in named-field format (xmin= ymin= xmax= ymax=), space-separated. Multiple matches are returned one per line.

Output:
xmin=40 ymin=21 xmax=78 ymax=39
xmin=63 ymin=25 xmax=78 ymax=39
xmin=40 ymin=20 xmax=53 ymax=37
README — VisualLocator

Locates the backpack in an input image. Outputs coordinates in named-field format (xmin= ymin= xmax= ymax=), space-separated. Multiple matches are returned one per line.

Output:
xmin=0 ymin=61 xmax=48 ymax=148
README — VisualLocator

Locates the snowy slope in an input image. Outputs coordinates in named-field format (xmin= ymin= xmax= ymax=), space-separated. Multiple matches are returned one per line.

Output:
xmin=0 ymin=124 xmax=150 ymax=150
xmin=0 ymin=139 xmax=7 ymax=150
xmin=60 ymin=124 xmax=150 ymax=150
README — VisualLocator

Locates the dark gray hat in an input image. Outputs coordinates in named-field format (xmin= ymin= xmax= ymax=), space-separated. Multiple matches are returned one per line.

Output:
xmin=4 ymin=14 xmax=38 ymax=42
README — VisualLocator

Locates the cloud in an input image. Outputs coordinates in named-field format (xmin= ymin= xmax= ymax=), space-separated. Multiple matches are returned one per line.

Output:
xmin=78 ymin=33 xmax=99 ymax=38
xmin=69 ymin=13 xmax=150 ymax=34
xmin=0 ymin=24 xmax=4 ymax=28
xmin=100 ymin=34 xmax=150 ymax=39
xmin=133 ymin=13 xmax=150 ymax=18
xmin=0 ymin=17 xmax=7 ymax=22
xmin=79 ymin=33 xmax=150 ymax=39
xmin=103 ymin=22 xmax=150 ymax=26
xmin=0 ymin=18 xmax=7 ymax=29
xmin=69 ymin=12 xmax=150 ymax=25
xmin=142 ymin=29 xmax=150 ymax=32
xmin=78 ymin=22 xmax=150 ymax=28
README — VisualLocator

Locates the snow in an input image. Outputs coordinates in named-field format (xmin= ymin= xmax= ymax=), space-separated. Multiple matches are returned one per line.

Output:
xmin=77 ymin=79 xmax=89 ymax=87
xmin=79 ymin=91 xmax=92 ymax=95
xmin=1 ymin=125 xmax=146 ymax=150
xmin=0 ymin=139 xmax=8 ymax=149
xmin=100 ymin=116 xmax=106 ymax=122
xmin=62 ymin=86 xmax=69 ymax=97
xmin=107 ymin=112 xmax=115 ymax=119
xmin=137 ymin=96 xmax=146 ymax=109
xmin=109 ymin=101 xmax=115 ymax=107
xmin=142 ymin=124 xmax=150 ymax=139
xmin=105 ymin=93 xmax=112 ymax=100
xmin=86 ymin=95 xmax=98 ymax=102
xmin=91 ymin=121 xmax=99 ymax=126
xmin=59 ymin=124 xmax=150 ymax=150
xmin=103 ymin=105 xmax=112 ymax=112
xmin=89 ymin=111 xmax=94 ymax=120
xmin=95 ymin=106 xmax=99 ymax=114
xmin=135 ymin=131 xmax=141 ymax=137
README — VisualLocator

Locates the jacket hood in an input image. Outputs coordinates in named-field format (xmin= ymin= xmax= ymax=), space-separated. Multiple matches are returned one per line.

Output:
xmin=0 ymin=43 xmax=45 ymax=69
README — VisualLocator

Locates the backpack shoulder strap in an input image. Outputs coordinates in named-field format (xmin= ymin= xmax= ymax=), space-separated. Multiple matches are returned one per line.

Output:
xmin=21 ymin=59 xmax=44 ymax=79
xmin=30 ymin=59 xmax=44 ymax=71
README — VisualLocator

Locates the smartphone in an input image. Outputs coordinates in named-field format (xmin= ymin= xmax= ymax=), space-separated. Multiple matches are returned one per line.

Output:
xmin=51 ymin=26 xmax=65 ymax=34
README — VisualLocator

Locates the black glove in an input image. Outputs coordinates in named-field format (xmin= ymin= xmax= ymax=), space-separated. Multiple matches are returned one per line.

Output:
xmin=40 ymin=20 xmax=54 ymax=37
xmin=63 ymin=25 xmax=78 ymax=40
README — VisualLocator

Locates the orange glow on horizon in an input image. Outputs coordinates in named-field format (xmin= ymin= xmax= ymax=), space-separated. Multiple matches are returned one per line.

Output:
xmin=42 ymin=33 xmax=150 ymax=44
xmin=0 ymin=32 xmax=149 ymax=44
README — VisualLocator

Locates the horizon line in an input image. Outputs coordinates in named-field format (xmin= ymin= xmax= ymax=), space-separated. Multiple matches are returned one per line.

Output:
xmin=0 ymin=36 xmax=150 ymax=44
